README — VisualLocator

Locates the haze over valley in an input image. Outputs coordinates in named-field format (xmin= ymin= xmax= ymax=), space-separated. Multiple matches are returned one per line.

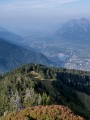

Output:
xmin=0 ymin=0 xmax=90 ymax=120
xmin=1 ymin=17 xmax=90 ymax=72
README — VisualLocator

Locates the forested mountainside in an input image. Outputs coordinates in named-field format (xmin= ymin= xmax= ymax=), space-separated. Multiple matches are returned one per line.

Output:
xmin=0 ymin=64 xmax=90 ymax=119
xmin=1 ymin=105 xmax=85 ymax=120
xmin=0 ymin=38 xmax=54 ymax=72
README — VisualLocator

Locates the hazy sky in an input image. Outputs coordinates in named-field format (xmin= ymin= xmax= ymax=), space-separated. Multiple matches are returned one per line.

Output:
xmin=0 ymin=0 xmax=90 ymax=32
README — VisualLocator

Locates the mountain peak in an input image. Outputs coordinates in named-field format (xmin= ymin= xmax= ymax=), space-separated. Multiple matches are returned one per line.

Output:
xmin=79 ymin=17 xmax=90 ymax=22
xmin=57 ymin=18 xmax=90 ymax=40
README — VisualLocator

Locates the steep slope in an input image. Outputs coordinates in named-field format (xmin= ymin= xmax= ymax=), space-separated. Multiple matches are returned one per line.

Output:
xmin=56 ymin=18 xmax=90 ymax=41
xmin=0 ymin=38 xmax=53 ymax=72
xmin=0 ymin=27 xmax=24 ymax=45
xmin=0 ymin=64 xmax=90 ymax=119
xmin=1 ymin=105 xmax=85 ymax=120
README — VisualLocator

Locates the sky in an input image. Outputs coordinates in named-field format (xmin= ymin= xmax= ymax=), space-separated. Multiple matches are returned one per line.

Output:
xmin=0 ymin=0 xmax=90 ymax=33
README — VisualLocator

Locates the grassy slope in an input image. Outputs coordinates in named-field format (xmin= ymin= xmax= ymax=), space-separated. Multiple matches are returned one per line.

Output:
xmin=77 ymin=92 xmax=90 ymax=111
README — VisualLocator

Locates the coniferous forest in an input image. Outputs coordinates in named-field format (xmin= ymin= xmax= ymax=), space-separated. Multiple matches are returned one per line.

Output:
xmin=0 ymin=64 xmax=90 ymax=119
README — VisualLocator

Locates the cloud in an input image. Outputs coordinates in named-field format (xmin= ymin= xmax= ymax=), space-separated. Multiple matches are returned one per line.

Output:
xmin=23 ymin=0 xmax=78 ymax=6
xmin=22 ymin=0 xmax=79 ymax=8
xmin=0 ymin=0 xmax=79 ymax=10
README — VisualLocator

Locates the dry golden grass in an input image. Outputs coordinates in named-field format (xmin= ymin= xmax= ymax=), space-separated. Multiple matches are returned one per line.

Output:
xmin=30 ymin=71 xmax=44 ymax=80
xmin=1 ymin=105 xmax=85 ymax=120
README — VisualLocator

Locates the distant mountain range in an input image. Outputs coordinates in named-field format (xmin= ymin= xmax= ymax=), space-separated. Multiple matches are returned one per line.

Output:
xmin=0 ymin=18 xmax=90 ymax=73
xmin=56 ymin=18 xmax=90 ymax=41
xmin=0 ymin=26 xmax=25 ymax=45
xmin=0 ymin=38 xmax=54 ymax=72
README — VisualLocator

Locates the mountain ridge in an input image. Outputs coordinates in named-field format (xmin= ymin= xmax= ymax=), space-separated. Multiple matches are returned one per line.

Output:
xmin=0 ymin=63 xmax=90 ymax=119
xmin=0 ymin=38 xmax=54 ymax=72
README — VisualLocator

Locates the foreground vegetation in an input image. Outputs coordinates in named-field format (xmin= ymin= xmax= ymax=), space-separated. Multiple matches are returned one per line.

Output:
xmin=1 ymin=105 xmax=85 ymax=120
xmin=0 ymin=63 xmax=90 ymax=119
